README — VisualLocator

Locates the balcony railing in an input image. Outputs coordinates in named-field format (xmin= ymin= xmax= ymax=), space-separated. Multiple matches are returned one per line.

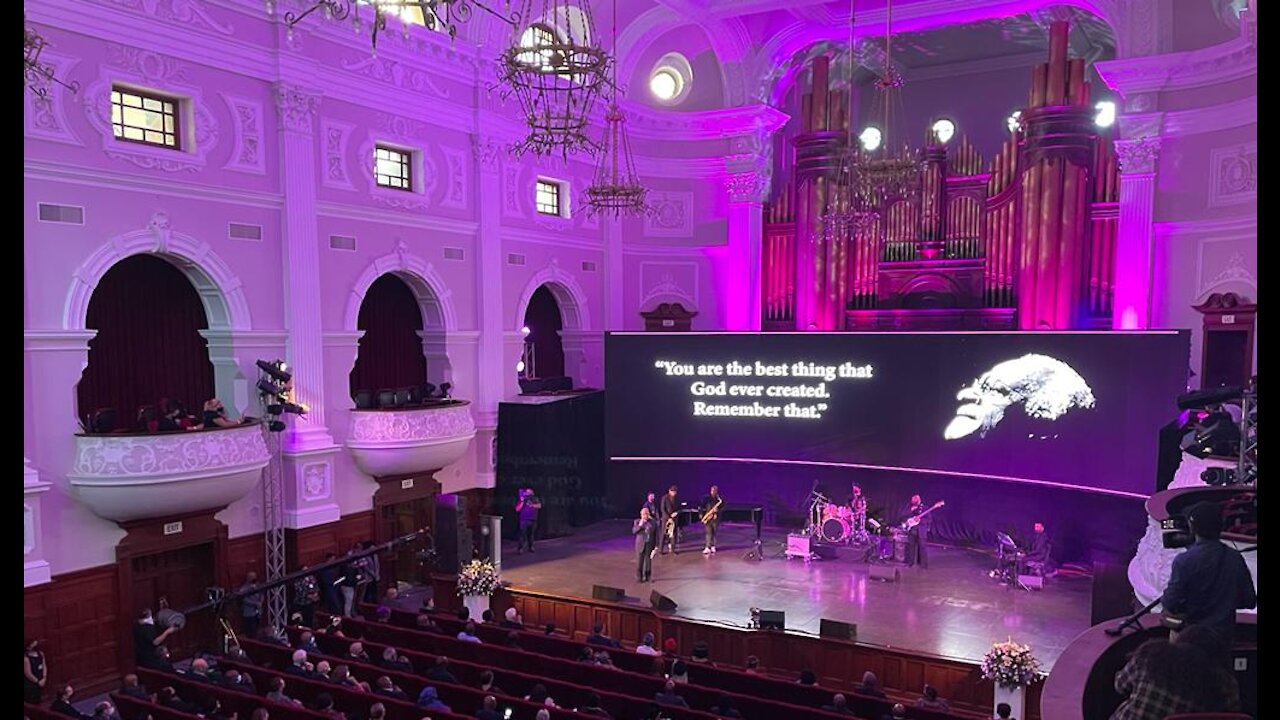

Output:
xmin=347 ymin=400 xmax=475 ymax=478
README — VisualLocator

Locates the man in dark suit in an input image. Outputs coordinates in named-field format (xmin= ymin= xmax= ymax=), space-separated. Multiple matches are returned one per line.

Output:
xmin=634 ymin=507 xmax=658 ymax=583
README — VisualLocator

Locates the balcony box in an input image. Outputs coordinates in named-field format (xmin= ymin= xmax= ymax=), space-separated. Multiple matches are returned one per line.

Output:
xmin=69 ymin=422 xmax=270 ymax=523
xmin=347 ymin=400 xmax=476 ymax=478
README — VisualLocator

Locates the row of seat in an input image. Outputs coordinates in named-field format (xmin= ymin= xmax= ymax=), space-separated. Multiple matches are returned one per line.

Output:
xmin=346 ymin=609 xmax=964 ymax=720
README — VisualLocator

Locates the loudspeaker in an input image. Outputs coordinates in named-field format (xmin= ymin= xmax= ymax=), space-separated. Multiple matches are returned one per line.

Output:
xmin=592 ymin=585 xmax=625 ymax=603
xmin=1091 ymin=562 xmax=1136 ymax=625
xmin=819 ymin=618 xmax=857 ymax=641
xmin=868 ymin=565 xmax=900 ymax=583
xmin=758 ymin=610 xmax=785 ymax=630
xmin=785 ymin=533 xmax=812 ymax=560
xmin=1018 ymin=575 xmax=1044 ymax=590
xmin=650 ymin=590 xmax=678 ymax=612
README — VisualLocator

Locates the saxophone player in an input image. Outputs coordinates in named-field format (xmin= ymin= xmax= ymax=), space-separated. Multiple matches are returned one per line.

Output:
xmin=700 ymin=485 xmax=724 ymax=555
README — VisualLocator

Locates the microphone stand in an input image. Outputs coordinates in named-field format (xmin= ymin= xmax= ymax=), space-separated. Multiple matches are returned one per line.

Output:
xmin=1105 ymin=597 xmax=1162 ymax=637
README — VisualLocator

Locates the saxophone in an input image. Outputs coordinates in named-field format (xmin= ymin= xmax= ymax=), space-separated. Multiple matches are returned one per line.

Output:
xmin=700 ymin=496 xmax=723 ymax=524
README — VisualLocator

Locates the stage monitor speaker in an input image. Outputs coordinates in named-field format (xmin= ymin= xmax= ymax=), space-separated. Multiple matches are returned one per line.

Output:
xmin=592 ymin=585 xmax=625 ymax=603
xmin=819 ymin=618 xmax=857 ymax=641
xmin=650 ymin=590 xmax=678 ymax=612
xmin=1018 ymin=575 xmax=1045 ymax=590
xmin=869 ymin=565 xmax=900 ymax=583
xmin=785 ymin=533 xmax=812 ymax=560
xmin=758 ymin=610 xmax=785 ymax=630
xmin=1091 ymin=562 xmax=1135 ymax=626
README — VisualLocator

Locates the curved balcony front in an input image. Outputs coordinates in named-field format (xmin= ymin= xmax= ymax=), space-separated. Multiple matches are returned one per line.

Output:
xmin=69 ymin=422 xmax=270 ymax=523
xmin=347 ymin=401 xmax=476 ymax=478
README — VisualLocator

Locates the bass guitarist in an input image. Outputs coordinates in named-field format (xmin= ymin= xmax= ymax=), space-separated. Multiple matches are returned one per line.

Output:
xmin=700 ymin=485 xmax=724 ymax=555
xmin=901 ymin=495 xmax=944 ymax=569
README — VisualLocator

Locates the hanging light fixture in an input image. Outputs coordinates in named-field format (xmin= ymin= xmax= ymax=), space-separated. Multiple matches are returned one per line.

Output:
xmin=25 ymin=17 xmax=79 ymax=97
xmin=585 ymin=0 xmax=648 ymax=216
xmin=275 ymin=1 xmax=512 ymax=49
xmin=496 ymin=0 xmax=610 ymax=156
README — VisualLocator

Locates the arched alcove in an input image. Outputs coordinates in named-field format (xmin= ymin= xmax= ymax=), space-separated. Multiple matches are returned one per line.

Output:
xmin=350 ymin=273 xmax=432 ymax=399
xmin=76 ymin=254 xmax=215 ymax=430
xmin=522 ymin=285 xmax=565 ymax=380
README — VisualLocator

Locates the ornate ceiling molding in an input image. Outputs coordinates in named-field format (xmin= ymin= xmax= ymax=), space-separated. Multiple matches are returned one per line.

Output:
xmin=1095 ymin=16 xmax=1256 ymax=95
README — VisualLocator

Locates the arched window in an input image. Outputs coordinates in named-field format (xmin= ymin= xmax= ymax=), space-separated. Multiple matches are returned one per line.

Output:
xmin=350 ymin=274 xmax=428 ymax=399
xmin=523 ymin=285 xmax=565 ymax=380
xmin=77 ymin=254 xmax=214 ymax=431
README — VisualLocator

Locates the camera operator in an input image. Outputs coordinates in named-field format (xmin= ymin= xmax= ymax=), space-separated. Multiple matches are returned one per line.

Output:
xmin=1162 ymin=501 xmax=1256 ymax=636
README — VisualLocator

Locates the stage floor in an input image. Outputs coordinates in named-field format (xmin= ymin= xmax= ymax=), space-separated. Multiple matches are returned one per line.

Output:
xmin=500 ymin=520 xmax=1092 ymax=670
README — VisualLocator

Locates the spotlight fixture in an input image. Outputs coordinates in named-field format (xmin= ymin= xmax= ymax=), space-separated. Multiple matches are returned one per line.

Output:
xmin=930 ymin=118 xmax=956 ymax=145
xmin=1094 ymin=100 xmax=1116 ymax=128
xmin=516 ymin=360 xmax=526 ymax=373
xmin=521 ymin=326 xmax=531 ymax=336
xmin=256 ymin=359 xmax=292 ymax=383
xmin=256 ymin=358 xmax=302 ymax=433
xmin=1006 ymin=111 xmax=1022 ymax=133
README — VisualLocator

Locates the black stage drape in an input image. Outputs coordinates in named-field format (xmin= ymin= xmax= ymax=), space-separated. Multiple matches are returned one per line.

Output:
xmin=349 ymin=274 xmax=427 ymax=397
xmin=76 ymin=255 xmax=214 ymax=428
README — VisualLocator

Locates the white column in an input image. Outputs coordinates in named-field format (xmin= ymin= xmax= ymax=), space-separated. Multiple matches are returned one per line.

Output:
xmin=603 ymin=217 xmax=625 ymax=329
xmin=275 ymin=82 xmax=339 ymax=527
xmin=24 ymin=459 xmax=53 ymax=587
xmin=469 ymin=135 xmax=506 ymax=490
xmin=725 ymin=170 xmax=768 ymax=331
xmin=1112 ymin=135 xmax=1161 ymax=330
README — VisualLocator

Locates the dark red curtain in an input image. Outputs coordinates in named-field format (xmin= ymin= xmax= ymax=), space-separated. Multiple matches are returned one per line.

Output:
xmin=524 ymin=285 xmax=565 ymax=379
xmin=350 ymin=274 xmax=427 ymax=396
xmin=77 ymin=255 xmax=215 ymax=428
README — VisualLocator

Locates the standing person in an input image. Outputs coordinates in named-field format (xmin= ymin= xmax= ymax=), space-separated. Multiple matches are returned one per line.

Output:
xmin=24 ymin=639 xmax=47 ymax=703
xmin=315 ymin=552 xmax=342 ymax=615
xmin=361 ymin=541 xmax=381 ymax=604
xmin=1162 ymin=501 xmax=1257 ymax=636
xmin=515 ymin=488 xmax=543 ymax=554
xmin=239 ymin=571 xmax=263 ymax=638
xmin=292 ymin=567 xmax=320 ymax=628
xmin=643 ymin=492 xmax=659 ymax=518
xmin=659 ymin=486 xmax=680 ymax=555
xmin=633 ymin=507 xmax=658 ymax=583
xmin=133 ymin=609 xmax=179 ymax=670
xmin=700 ymin=485 xmax=724 ymax=555
xmin=340 ymin=547 xmax=361 ymax=617
xmin=901 ymin=495 xmax=939 ymax=569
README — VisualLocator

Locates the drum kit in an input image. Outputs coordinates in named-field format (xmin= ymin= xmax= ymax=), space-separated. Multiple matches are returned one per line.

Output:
xmin=804 ymin=491 xmax=879 ymax=548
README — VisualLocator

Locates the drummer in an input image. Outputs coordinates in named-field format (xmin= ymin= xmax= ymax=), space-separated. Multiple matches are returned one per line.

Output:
xmin=848 ymin=484 xmax=867 ymax=515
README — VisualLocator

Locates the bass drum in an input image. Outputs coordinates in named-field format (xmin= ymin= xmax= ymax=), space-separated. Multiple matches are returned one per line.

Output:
xmin=821 ymin=517 xmax=851 ymax=543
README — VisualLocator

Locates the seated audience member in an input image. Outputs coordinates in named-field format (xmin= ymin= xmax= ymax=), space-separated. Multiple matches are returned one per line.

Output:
xmin=286 ymin=649 xmax=312 ymax=675
xmin=51 ymin=685 xmax=90 ymax=719
xmin=915 ymin=684 xmax=950 ymax=711
xmin=525 ymin=683 xmax=556 ymax=707
xmin=654 ymin=680 xmax=689 ymax=708
xmin=251 ymin=709 xmax=270 ymax=720
xmin=505 ymin=630 xmax=521 ymax=648
xmin=119 ymin=674 xmax=149 ymax=700
xmin=481 ymin=609 xmax=496 ymax=624
xmin=856 ymin=671 xmax=887 ymax=698
xmin=330 ymin=665 xmax=360 ymax=689
xmin=186 ymin=657 xmax=216 ymax=683
xmin=478 ymin=670 xmax=506 ymax=697
xmin=881 ymin=703 xmax=908 ymax=720
xmin=374 ymin=676 xmax=408 ymax=700
xmin=1161 ymin=501 xmax=1257 ymax=635
xmin=426 ymin=657 xmax=459 ymax=684
xmin=379 ymin=647 xmax=412 ymax=672
xmin=536 ymin=711 xmax=551 ymax=720
xmin=822 ymin=693 xmax=856 ymax=716
xmin=222 ymin=669 xmax=256 ymax=694
xmin=368 ymin=703 xmax=387 ymax=720
xmin=662 ymin=638 xmax=679 ymax=657
xmin=266 ymin=677 xmax=301 ymax=706
xmin=993 ymin=701 xmax=1015 ymax=720
xmin=313 ymin=692 xmax=345 ymax=719
xmin=200 ymin=399 xmax=244 ymax=428
xmin=313 ymin=660 xmax=332 ymax=682
xmin=415 ymin=612 xmax=441 ymax=632
xmin=416 ymin=687 xmax=452 ymax=713
xmin=157 ymin=686 xmax=198 ymax=714
xmin=297 ymin=630 xmax=320 ymax=654
xmin=578 ymin=692 xmax=612 ymax=718
xmin=636 ymin=632 xmax=660 ymax=656
xmin=156 ymin=401 xmax=189 ymax=432
xmin=691 ymin=641 xmax=713 ymax=665
xmin=502 ymin=607 xmax=524 ymax=629
xmin=798 ymin=669 xmax=819 ymax=686
xmin=587 ymin=622 xmax=622 ymax=648
xmin=347 ymin=642 xmax=370 ymax=661
xmin=544 ymin=622 xmax=557 ymax=635
xmin=457 ymin=621 xmax=483 ymax=643
xmin=744 ymin=655 xmax=761 ymax=674
xmin=577 ymin=647 xmax=596 ymax=664
xmin=709 ymin=694 xmax=742 ymax=718
xmin=476 ymin=695 xmax=503 ymax=720
xmin=456 ymin=607 xmax=471 ymax=622
xmin=1110 ymin=624 xmax=1240 ymax=719
xmin=382 ymin=585 xmax=402 ymax=606
xmin=91 ymin=700 xmax=121 ymax=720
xmin=669 ymin=660 xmax=690 ymax=684
xmin=593 ymin=650 xmax=615 ymax=667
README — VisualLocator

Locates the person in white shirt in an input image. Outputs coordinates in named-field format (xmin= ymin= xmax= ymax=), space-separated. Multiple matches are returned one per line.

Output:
xmin=636 ymin=632 xmax=660 ymax=656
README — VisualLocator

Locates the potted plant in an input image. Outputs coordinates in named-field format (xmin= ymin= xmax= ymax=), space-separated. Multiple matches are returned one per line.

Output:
xmin=981 ymin=639 xmax=1042 ymax=719
xmin=456 ymin=558 xmax=501 ymax=620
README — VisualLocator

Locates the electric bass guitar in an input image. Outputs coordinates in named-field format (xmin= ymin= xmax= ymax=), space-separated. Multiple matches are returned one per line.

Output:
xmin=900 ymin=500 xmax=945 ymax=531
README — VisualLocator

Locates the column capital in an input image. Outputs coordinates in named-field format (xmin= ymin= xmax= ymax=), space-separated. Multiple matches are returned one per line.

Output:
xmin=274 ymin=82 xmax=321 ymax=135
xmin=726 ymin=170 xmax=770 ymax=204
xmin=1115 ymin=136 xmax=1162 ymax=175
xmin=470 ymin=134 xmax=505 ymax=176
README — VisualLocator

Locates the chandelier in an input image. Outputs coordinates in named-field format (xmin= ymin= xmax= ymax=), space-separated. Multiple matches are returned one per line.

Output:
xmin=831 ymin=0 xmax=921 ymax=226
xmin=496 ymin=0 xmax=609 ymax=156
xmin=25 ymin=18 xmax=79 ymax=97
xmin=585 ymin=0 xmax=648 ymax=215
xmin=275 ymin=0 xmax=511 ymax=48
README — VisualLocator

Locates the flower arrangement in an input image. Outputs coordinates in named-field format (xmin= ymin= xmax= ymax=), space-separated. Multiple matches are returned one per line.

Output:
xmin=456 ymin=559 xmax=501 ymax=597
xmin=981 ymin=639 xmax=1042 ymax=688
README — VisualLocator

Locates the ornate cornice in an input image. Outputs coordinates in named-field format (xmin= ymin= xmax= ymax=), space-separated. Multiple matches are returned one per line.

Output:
xmin=1115 ymin=137 xmax=1161 ymax=174
xmin=624 ymin=102 xmax=790 ymax=142
xmin=274 ymin=82 xmax=321 ymax=135
xmin=1095 ymin=18 xmax=1256 ymax=95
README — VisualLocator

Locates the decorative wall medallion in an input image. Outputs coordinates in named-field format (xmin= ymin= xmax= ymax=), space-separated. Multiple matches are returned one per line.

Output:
xmin=645 ymin=191 xmax=694 ymax=237
xmin=301 ymin=462 xmax=331 ymax=501
xmin=1208 ymin=142 xmax=1257 ymax=207
xmin=639 ymin=263 xmax=699 ymax=309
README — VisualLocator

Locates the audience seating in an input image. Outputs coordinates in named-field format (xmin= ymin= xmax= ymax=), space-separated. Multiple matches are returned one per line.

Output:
xmin=23 ymin=704 xmax=64 ymax=720
xmin=134 ymin=667 xmax=333 ymax=719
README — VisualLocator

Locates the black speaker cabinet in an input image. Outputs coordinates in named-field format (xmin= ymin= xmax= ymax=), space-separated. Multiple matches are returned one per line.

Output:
xmin=869 ymin=565 xmax=900 ymax=582
xmin=758 ymin=610 xmax=785 ymax=630
xmin=819 ymin=618 xmax=857 ymax=641
xmin=592 ymin=585 xmax=625 ymax=603
xmin=649 ymin=590 xmax=678 ymax=612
